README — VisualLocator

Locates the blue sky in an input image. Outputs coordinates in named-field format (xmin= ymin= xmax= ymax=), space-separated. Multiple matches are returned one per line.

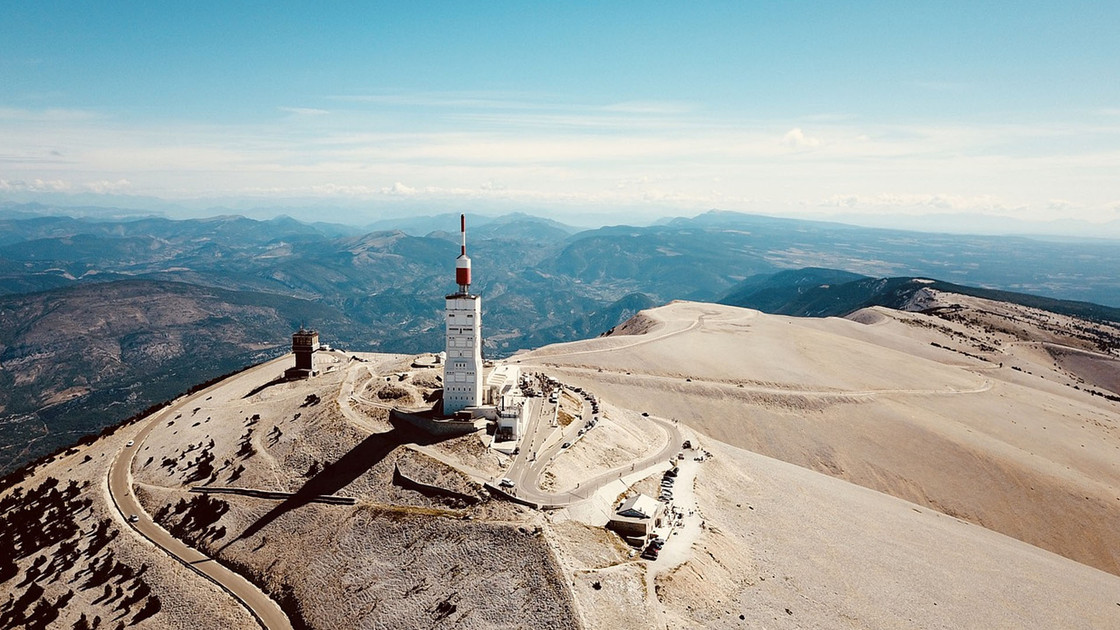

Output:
xmin=2 ymin=1 xmax=1119 ymax=227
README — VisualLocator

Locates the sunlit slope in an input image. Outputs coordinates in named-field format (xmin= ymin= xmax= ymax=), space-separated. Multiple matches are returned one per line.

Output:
xmin=516 ymin=300 xmax=1120 ymax=576
xmin=675 ymin=441 xmax=1120 ymax=629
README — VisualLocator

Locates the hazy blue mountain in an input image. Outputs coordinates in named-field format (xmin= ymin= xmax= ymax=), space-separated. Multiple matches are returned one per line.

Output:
xmin=720 ymin=268 xmax=868 ymax=314
xmin=4 ymin=206 xmax=1120 ymax=473
xmin=671 ymin=211 xmax=1120 ymax=307
xmin=4 ymin=207 xmax=1120 ymax=307
xmin=543 ymin=225 xmax=774 ymax=302
xmin=365 ymin=212 xmax=578 ymax=239
xmin=721 ymin=269 xmax=1120 ymax=325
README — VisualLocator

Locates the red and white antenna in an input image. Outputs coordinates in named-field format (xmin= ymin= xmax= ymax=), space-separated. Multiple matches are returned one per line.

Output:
xmin=455 ymin=214 xmax=471 ymax=293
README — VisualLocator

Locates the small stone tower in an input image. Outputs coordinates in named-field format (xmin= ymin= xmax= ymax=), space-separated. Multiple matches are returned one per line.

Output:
xmin=285 ymin=327 xmax=320 ymax=379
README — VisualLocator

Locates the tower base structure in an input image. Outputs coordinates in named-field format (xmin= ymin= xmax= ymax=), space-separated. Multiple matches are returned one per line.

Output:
xmin=443 ymin=293 xmax=483 ymax=415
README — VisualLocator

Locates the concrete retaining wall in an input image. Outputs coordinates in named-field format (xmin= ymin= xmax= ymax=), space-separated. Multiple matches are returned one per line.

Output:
xmin=392 ymin=464 xmax=481 ymax=506
xmin=390 ymin=408 xmax=486 ymax=436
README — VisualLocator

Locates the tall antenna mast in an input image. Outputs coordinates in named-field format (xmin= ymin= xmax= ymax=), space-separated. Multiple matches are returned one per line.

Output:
xmin=455 ymin=213 xmax=472 ymax=294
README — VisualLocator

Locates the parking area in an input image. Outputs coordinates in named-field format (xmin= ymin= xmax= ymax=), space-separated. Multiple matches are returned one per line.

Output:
xmin=637 ymin=442 xmax=707 ymax=566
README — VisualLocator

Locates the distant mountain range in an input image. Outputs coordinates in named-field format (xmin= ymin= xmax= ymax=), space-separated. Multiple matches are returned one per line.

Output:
xmin=2 ymin=203 xmax=1120 ymax=472
xmin=720 ymin=267 xmax=1120 ymax=325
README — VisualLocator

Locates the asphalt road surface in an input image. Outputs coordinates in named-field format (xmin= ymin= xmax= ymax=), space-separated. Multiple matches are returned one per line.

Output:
xmin=504 ymin=391 xmax=682 ymax=507
xmin=107 ymin=357 xmax=294 ymax=630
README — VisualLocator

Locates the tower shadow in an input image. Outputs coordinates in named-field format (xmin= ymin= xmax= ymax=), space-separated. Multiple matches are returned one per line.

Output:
xmin=241 ymin=377 xmax=286 ymax=399
xmin=221 ymin=423 xmax=451 ymax=549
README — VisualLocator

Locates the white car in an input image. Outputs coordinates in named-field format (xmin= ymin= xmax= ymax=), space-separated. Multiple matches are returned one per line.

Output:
xmin=499 ymin=478 xmax=516 ymax=488
xmin=126 ymin=440 xmax=135 ymax=447
xmin=128 ymin=514 xmax=139 ymax=523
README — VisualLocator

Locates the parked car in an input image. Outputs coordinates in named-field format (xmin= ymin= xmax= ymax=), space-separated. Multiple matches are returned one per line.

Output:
xmin=562 ymin=442 xmax=571 ymax=449
xmin=128 ymin=514 xmax=139 ymax=523
xmin=499 ymin=478 xmax=516 ymax=488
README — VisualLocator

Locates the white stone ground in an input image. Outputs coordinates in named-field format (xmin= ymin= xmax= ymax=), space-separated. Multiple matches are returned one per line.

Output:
xmin=8 ymin=296 xmax=1120 ymax=629
xmin=0 ymin=414 xmax=255 ymax=629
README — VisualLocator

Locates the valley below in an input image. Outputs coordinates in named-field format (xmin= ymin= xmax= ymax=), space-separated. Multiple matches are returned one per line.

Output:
xmin=3 ymin=207 xmax=1120 ymax=476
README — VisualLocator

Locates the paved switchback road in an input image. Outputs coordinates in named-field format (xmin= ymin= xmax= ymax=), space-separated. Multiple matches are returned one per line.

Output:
xmin=107 ymin=357 xmax=294 ymax=630
xmin=506 ymin=407 xmax=683 ymax=508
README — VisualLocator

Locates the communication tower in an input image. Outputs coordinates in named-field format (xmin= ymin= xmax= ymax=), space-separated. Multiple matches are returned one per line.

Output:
xmin=443 ymin=215 xmax=483 ymax=415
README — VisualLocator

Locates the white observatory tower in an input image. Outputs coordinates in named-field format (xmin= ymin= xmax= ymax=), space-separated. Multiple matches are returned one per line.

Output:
xmin=443 ymin=214 xmax=483 ymax=415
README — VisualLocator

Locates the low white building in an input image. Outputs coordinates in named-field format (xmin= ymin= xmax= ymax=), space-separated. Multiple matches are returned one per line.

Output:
xmin=487 ymin=365 xmax=526 ymax=446
xmin=485 ymin=364 xmax=521 ymax=408
xmin=608 ymin=493 xmax=664 ymax=538
xmin=495 ymin=404 xmax=527 ymax=442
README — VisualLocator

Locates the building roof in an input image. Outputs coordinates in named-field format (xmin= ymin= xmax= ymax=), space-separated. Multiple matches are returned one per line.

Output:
xmin=486 ymin=364 xmax=520 ymax=389
xmin=617 ymin=493 xmax=659 ymax=520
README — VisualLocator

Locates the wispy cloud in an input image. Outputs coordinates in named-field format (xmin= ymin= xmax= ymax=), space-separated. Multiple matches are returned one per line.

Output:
xmin=2 ymin=97 xmax=1119 ymax=223
xmin=0 ymin=107 xmax=100 ymax=122
xmin=84 ymin=179 xmax=132 ymax=193
xmin=279 ymin=106 xmax=330 ymax=116
xmin=601 ymin=101 xmax=693 ymax=115
xmin=0 ymin=178 xmax=72 ymax=192
xmin=819 ymin=193 xmax=1025 ymax=214
xmin=329 ymin=91 xmax=549 ymax=111
xmin=909 ymin=80 xmax=969 ymax=92
xmin=327 ymin=91 xmax=699 ymax=129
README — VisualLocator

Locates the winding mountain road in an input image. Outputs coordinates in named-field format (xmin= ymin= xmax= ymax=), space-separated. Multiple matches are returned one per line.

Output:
xmin=107 ymin=357 xmax=294 ymax=630
xmin=519 ymin=312 xmax=717 ymax=361
xmin=501 ymin=391 xmax=682 ymax=508
xmin=530 ymin=364 xmax=994 ymax=398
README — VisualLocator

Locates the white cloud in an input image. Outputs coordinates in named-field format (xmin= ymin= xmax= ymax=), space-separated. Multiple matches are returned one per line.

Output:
xmin=0 ymin=178 xmax=72 ymax=192
xmin=782 ymin=127 xmax=821 ymax=149
xmin=818 ymin=193 xmax=1023 ymax=214
xmin=84 ymin=179 xmax=131 ymax=193
xmin=381 ymin=181 xmax=416 ymax=195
